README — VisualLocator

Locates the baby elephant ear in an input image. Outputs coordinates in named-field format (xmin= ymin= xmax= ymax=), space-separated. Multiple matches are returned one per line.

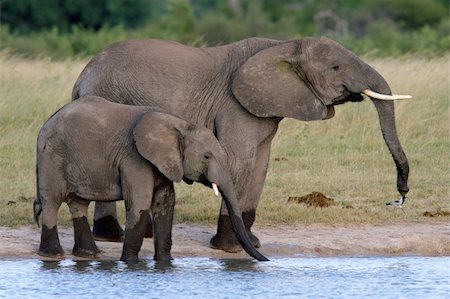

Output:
xmin=231 ymin=41 xmax=328 ymax=121
xmin=133 ymin=111 xmax=187 ymax=183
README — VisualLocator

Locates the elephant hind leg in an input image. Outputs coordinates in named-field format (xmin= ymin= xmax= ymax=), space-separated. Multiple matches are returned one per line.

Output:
xmin=93 ymin=203 xmax=152 ymax=241
xmin=37 ymin=146 xmax=67 ymax=258
xmin=38 ymin=194 xmax=64 ymax=259
xmin=67 ymin=195 xmax=100 ymax=258
xmin=93 ymin=202 xmax=124 ymax=242
xmin=38 ymin=224 xmax=64 ymax=258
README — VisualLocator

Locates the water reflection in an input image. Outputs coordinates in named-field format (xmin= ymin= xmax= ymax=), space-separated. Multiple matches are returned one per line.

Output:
xmin=41 ymin=260 xmax=60 ymax=270
xmin=153 ymin=259 xmax=175 ymax=272
xmin=39 ymin=257 xmax=264 ymax=273
xmin=40 ymin=258 xmax=176 ymax=273
xmin=219 ymin=258 xmax=262 ymax=272
xmin=41 ymin=259 xmax=127 ymax=272
xmin=1 ymin=257 xmax=448 ymax=299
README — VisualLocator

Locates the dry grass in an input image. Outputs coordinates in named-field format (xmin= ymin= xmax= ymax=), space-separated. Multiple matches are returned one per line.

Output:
xmin=258 ymin=56 xmax=449 ymax=224
xmin=0 ymin=52 xmax=448 ymax=227
xmin=0 ymin=54 xmax=86 ymax=226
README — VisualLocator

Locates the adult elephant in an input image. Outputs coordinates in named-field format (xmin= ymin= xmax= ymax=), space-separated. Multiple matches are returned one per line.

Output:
xmin=72 ymin=37 xmax=410 ymax=252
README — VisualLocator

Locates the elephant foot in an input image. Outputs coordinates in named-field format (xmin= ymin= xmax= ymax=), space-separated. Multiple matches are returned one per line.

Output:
xmin=210 ymin=214 xmax=261 ymax=253
xmin=120 ymin=252 xmax=140 ymax=263
xmin=247 ymin=230 xmax=261 ymax=248
xmin=73 ymin=216 xmax=101 ymax=258
xmin=144 ymin=216 xmax=153 ymax=238
xmin=153 ymin=253 xmax=173 ymax=261
xmin=38 ymin=225 xmax=65 ymax=259
xmin=121 ymin=211 xmax=150 ymax=262
xmin=93 ymin=215 xmax=124 ymax=242
xmin=73 ymin=246 xmax=101 ymax=258
xmin=38 ymin=248 xmax=65 ymax=259
xmin=242 ymin=210 xmax=261 ymax=248
xmin=210 ymin=233 xmax=242 ymax=253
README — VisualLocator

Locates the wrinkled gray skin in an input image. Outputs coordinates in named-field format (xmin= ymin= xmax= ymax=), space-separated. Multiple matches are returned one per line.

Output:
xmin=35 ymin=96 xmax=268 ymax=262
xmin=72 ymin=37 xmax=409 ymax=252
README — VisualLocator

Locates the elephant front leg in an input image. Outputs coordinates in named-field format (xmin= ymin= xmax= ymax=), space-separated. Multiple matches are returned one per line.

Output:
xmin=121 ymin=209 xmax=151 ymax=262
xmin=151 ymin=182 xmax=175 ymax=261
xmin=242 ymin=139 xmax=273 ymax=247
xmin=210 ymin=140 xmax=272 ymax=252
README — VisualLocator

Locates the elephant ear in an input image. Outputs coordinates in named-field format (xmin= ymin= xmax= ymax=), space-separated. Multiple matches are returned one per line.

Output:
xmin=133 ymin=111 xmax=187 ymax=183
xmin=231 ymin=41 xmax=329 ymax=121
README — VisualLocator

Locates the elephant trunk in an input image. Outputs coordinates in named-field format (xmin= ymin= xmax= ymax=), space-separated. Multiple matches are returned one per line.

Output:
xmin=208 ymin=159 xmax=269 ymax=261
xmin=367 ymin=73 xmax=409 ymax=196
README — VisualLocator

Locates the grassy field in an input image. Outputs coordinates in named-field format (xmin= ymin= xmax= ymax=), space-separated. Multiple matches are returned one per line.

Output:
xmin=0 ymin=52 xmax=448 ymax=227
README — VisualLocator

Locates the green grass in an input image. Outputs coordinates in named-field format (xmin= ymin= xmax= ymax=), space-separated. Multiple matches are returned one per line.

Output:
xmin=0 ymin=52 xmax=448 ymax=227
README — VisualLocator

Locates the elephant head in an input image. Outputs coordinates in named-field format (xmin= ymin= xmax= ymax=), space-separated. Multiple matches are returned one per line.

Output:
xmin=132 ymin=111 xmax=268 ymax=261
xmin=232 ymin=37 xmax=410 ymax=196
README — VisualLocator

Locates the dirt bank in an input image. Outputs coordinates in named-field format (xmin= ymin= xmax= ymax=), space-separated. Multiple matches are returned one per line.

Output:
xmin=1 ymin=222 xmax=449 ymax=260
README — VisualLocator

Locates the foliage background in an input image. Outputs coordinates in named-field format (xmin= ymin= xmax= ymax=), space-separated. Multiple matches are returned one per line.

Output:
xmin=1 ymin=0 xmax=449 ymax=58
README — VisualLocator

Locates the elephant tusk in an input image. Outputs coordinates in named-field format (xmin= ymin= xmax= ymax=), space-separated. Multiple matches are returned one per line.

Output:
xmin=362 ymin=89 xmax=412 ymax=100
xmin=212 ymin=183 xmax=219 ymax=197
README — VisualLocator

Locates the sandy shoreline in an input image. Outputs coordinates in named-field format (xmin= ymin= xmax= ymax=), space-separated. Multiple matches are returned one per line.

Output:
xmin=1 ymin=222 xmax=449 ymax=261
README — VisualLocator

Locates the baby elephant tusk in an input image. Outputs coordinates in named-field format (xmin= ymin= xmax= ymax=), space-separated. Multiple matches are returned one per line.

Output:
xmin=212 ymin=183 xmax=219 ymax=197
xmin=363 ymin=89 xmax=412 ymax=100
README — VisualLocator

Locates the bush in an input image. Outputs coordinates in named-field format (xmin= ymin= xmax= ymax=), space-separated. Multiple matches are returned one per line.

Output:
xmin=1 ymin=0 xmax=154 ymax=33
xmin=0 ymin=0 xmax=448 ymax=58
xmin=337 ymin=18 xmax=450 ymax=57
xmin=0 ymin=24 xmax=133 ymax=58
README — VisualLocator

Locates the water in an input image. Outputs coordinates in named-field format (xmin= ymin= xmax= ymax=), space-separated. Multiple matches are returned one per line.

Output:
xmin=0 ymin=257 xmax=448 ymax=299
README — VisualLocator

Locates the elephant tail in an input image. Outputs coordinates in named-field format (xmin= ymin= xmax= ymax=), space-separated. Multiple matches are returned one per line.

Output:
xmin=33 ymin=199 xmax=42 ymax=228
xmin=71 ymin=80 xmax=81 ymax=100
xmin=34 ymin=163 xmax=42 ymax=227
xmin=71 ymin=67 xmax=90 ymax=100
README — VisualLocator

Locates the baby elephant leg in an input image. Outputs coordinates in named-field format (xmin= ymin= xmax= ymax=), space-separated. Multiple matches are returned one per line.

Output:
xmin=67 ymin=196 xmax=100 ymax=258
xmin=119 ymin=159 xmax=155 ymax=262
xmin=151 ymin=182 xmax=175 ymax=261
xmin=121 ymin=208 xmax=151 ymax=262
xmin=38 ymin=194 xmax=65 ymax=258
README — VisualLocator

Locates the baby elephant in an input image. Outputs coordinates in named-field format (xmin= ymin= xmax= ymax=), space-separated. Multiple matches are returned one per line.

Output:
xmin=35 ymin=96 xmax=267 ymax=262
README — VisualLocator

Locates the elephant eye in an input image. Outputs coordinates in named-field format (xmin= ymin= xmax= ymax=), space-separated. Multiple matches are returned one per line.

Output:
xmin=204 ymin=153 xmax=211 ymax=159
xmin=332 ymin=65 xmax=340 ymax=71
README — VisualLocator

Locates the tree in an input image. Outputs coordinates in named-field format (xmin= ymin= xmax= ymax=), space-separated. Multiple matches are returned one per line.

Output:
xmin=1 ymin=0 xmax=154 ymax=34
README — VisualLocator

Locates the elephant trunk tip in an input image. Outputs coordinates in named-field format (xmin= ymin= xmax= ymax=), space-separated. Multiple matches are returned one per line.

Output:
xmin=228 ymin=212 xmax=270 ymax=262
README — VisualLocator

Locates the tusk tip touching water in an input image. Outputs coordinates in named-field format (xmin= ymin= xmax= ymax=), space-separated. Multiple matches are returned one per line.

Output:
xmin=212 ymin=183 xmax=219 ymax=197
xmin=362 ymin=89 xmax=412 ymax=100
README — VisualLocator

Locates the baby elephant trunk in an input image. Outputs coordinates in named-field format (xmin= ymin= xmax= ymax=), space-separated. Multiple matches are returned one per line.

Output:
xmin=208 ymin=160 xmax=269 ymax=261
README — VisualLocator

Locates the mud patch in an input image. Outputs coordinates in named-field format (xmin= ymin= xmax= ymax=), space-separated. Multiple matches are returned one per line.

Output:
xmin=423 ymin=210 xmax=450 ymax=217
xmin=288 ymin=192 xmax=334 ymax=208
xmin=1 ymin=222 xmax=450 ymax=259
xmin=7 ymin=196 xmax=34 ymax=206
xmin=274 ymin=156 xmax=288 ymax=162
